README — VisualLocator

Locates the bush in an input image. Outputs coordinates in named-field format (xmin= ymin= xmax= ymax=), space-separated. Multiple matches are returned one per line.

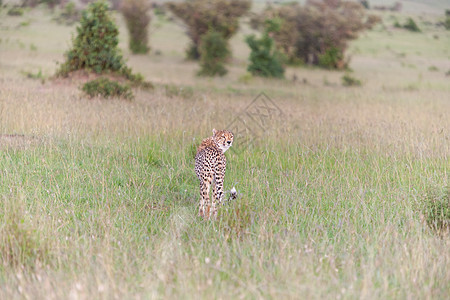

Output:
xmin=22 ymin=69 xmax=46 ymax=83
xmin=7 ymin=6 xmax=24 ymax=16
xmin=121 ymin=0 xmax=151 ymax=54
xmin=342 ymin=73 xmax=362 ymax=86
xmin=422 ymin=187 xmax=449 ymax=233
xmin=82 ymin=77 xmax=133 ymax=99
xmin=251 ymin=1 xmax=380 ymax=69
xmin=41 ymin=0 xmax=61 ymax=9
xmin=403 ymin=17 xmax=421 ymax=32
xmin=57 ymin=1 xmax=81 ymax=25
xmin=444 ymin=16 xmax=450 ymax=30
xmin=246 ymin=19 xmax=284 ymax=78
xmin=57 ymin=1 xmax=126 ymax=76
xmin=56 ymin=0 xmax=152 ymax=93
xmin=167 ymin=0 xmax=251 ymax=60
xmin=197 ymin=30 xmax=229 ymax=77
xmin=318 ymin=46 xmax=345 ymax=69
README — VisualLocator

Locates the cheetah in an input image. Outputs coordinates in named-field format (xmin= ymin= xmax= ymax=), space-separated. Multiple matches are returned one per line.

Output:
xmin=195 ymin=129 xmax=234 ymax=219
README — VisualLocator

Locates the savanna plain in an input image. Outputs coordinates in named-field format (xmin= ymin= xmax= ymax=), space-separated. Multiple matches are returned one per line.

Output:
xmin=0 ymin=0 xmax=449 ymax=299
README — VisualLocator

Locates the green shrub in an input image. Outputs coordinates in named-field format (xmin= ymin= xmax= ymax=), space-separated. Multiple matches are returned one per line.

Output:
xmin=82 ymin=77 xmax=133 ymax=99
xmin=428 ymin=65 xmax=439 ymax=72
xmin=318 ymin=46 xmax=345 ymax=69
xmin=57 ymin=1 xmax=126 ymax=76
xmin=403 ymin=17 xmax=421 ymax=32
xmin=422 ymin=187 xmax=449 ymax=233
xmin=197 ymin=30 xmax=229 ymax=77
xmin=246 ymin=19 xmax=284 ymax=78
xmin=121 ymin=0 xmax=151 ymax=54
xmin=342 ymin=73 xmax=362 ymax=86
xmin=22 ymin=69 xmax=45 ymax=83
xmin=56 ymin=0 xmax=152 ymax=97
xmin=58 ymin=1 xmax=80 ymax=25
xmin=238 ymin=72 xmax=253 ymax=84
xmin=444 ymin=17 xmax=450 ymax=30
xmin=41 ymin=0 xmax=61 ymax=9
xmin=7 ymin=6 xmax=24 ymax=16
xmin=167 ymin=0 xmax=251 ymax=60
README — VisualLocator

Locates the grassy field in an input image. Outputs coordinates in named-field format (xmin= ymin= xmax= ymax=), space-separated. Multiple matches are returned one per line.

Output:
xmin=0 ymin=1 xmax=449 ymax=299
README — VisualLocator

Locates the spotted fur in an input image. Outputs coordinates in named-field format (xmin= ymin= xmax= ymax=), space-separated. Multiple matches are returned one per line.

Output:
xmin=195 ymin=128 xmax=234 ymax=219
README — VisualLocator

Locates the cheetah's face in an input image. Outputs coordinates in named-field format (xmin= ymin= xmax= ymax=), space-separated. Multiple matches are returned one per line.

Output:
xmin=212 ymin=129 xmax=234 ymax=153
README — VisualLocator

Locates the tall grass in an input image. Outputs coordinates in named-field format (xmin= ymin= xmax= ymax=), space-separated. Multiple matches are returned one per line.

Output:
xmin=0 ymin=120 xmax=448 ymax=298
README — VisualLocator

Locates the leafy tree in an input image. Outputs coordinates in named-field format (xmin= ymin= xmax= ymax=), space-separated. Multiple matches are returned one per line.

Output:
xmin=246 ymin=19 xmax=284 ymax=78
xmin=56 ymin=0 xmax=153 ymax=98
xmin=167 ymin=0 xmax=251 ymax=59
xmin=57 ymin=0 xmax=126 ymax=75
xmin=251 ymin=0 xmax=380 ymax=69
xmin=121 ymin=0 xmax=152 ymax=54
xmin=197 ymin=30 xmax=229 ymax=77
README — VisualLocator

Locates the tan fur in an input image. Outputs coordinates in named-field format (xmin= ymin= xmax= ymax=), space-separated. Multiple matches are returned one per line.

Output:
xmin=194 ymin=129 xmax=234 ymax=219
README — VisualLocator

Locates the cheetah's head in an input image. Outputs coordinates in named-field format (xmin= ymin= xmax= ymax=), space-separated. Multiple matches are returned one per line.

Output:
xmin=212 ymin=128 xmax=234 ymax=153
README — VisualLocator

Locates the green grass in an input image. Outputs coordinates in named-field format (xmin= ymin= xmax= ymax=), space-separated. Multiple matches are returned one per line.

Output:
xmin=0 ymin=135 xmax=448 ymax=298
xmin=0 ymin=2 xmax=449 ymax=299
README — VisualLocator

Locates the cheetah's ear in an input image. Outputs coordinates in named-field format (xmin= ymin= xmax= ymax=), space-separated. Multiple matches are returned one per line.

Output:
xmin=212 ymin=128 xmax=217 ymax=135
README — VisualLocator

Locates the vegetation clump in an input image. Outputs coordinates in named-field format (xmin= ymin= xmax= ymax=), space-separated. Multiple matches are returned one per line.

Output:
xmin=121 ymin=0 xmax=152 ymax=54
xmin=197 ymin=30 xmax=229 ymax=77
xmin=395 ymin=17 xmax=421 ymax=32
xmin=342 ymin=73 xmax=362 ymax=86
xmin=246 ymin=19 xmax=284 ymax=78
xmin=422 ymin=187 xmax=449 ymax=233
xmin=403 ymin=17 xmax=421 ymax=32
xmin=7 ymin=6 xmax=24 ymax=16
xmin=444 ymin=10 xmax=450 ymax=30
xmin=82 ymin=77 xmax=134 ymax=99
xmin=445 ymin=17 xmax=450 ymax=30
xmin=56 ymin=1 xmax=152 ymax=97
xmin=167 ymin=0 xmax=251 ymax=60
xmin=0 ymin=202 xmax=52 ymax=269
xmin=56 ymin=1 xmax=148 ymax=83
xmin=251 ymin=0 xmax=380 ymax=69
xmin=56 ymin=1 xmax=80 ymax=25
xmin=57 ymin=1 xmax=126 ymax=76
